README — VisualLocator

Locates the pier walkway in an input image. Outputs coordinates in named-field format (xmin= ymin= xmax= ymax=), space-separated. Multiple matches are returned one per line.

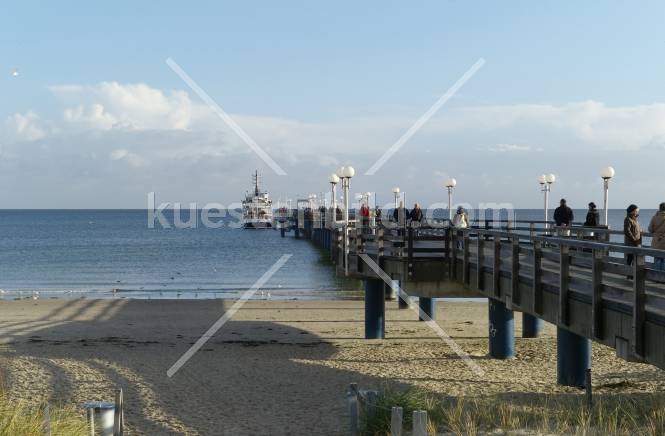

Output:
xmin=281 ymin=213 xmax=665 ymax=387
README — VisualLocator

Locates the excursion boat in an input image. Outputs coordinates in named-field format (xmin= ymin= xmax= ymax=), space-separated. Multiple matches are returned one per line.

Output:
xmin=242 ymin=171 xmax=273 ymax=229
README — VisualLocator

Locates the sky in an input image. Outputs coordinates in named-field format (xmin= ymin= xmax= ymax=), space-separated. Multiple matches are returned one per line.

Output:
xmin=1 ymin=1 xmax=665 ymax=209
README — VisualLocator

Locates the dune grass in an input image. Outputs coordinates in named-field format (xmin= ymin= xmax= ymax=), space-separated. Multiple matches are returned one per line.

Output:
xmin=0 ymin=396 xmax=88 ymax=436
xmin=361 ymin=385 xmax=665 ymax=435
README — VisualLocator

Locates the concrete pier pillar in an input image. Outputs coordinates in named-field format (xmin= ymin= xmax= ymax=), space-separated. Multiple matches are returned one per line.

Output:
xmin=557 ymin=327 xmax=591 ymax=387
xmin=418 ymin=297 xmax=435 ymax=321
xmin=384 ymin=279 xmax=397 ymax=301
xmin=397 ymin=285 xmax=409 ymax=309
xmin=488 ymin=299 xmax=514 ymax=359
xmin=364 ymin=279 xmax=385 ymax=339
xmin=522 ymin=313 xmax=543 ymax=338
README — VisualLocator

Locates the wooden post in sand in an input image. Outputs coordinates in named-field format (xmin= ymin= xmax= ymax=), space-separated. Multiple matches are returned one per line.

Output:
xmin=87 ymin=408 xmax=95 ymax=436
xmin=42 ymin=404 xmax=51 ymax=436
xmin=347 ymin=383 xmax=359 ymax=435
xmin=390 ymin=406 xmax=403 ymax=436
xmin=412 ymin=410 xmax=427 ymax=436
xmin=113 ymin=388 xmax=124 ymax=436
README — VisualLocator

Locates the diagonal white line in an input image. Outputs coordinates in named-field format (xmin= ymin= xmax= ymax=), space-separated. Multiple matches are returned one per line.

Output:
xmin=167 ymin=254 xmax=292 ymax=377
xmin=166 ymin=57 xmax=287 ymax=176
xmin=359 ymin=253 xmax=485 ymax=377
xmin=365 ymin=58 xmax=485 ymax=175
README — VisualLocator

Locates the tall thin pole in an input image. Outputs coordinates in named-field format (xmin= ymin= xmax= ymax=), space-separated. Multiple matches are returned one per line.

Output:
xmin=447 ymin=187 xmax=453 ymax=221
xmin=344 ymin=178 xmax=349 ymax=275
xmin=603 ymin=178 xmax=610 ymax=227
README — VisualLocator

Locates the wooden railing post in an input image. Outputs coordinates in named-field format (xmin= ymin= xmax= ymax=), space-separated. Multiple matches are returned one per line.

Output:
xmin=476 ymin=232 xmax=485 ymax=290
xmin=532 ymin=240 xmax=543 ymax=315
xmin=462 ymin=234 xmax=470 ymax=285
xmin=632 ymin=254 xmax=646 ymax=357
xmin=591 ymin=248 xmax=604 ymax=340
xmin=559 ymin=244 xmax=570 ymax=326
xmin=510 ymin=236 xmax=519 ymax=307
xmin=407 ymin=227 xmax=414 ymax=278
xmin=451 ymin=230 xmax=458 ymax=280
xmin=493 ymin=237 xmax=501 ymax=298
xmin=377 ymin=228 xmax=384 ymax=269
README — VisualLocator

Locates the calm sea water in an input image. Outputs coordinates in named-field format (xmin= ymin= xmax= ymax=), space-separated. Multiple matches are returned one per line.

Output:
xmin=0 ymin=210 xmax=361 ymax=300
xmin=0 ymin=209 xmax=656 ymax=300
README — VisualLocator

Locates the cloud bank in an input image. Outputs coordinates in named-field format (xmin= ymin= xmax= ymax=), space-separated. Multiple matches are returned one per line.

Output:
xmin=1 ymin=81 xmax=664 ymax=208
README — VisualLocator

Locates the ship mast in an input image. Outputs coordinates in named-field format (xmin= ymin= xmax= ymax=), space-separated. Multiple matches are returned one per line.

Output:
xmin=254 ymin=170 xmax=260 ymax=196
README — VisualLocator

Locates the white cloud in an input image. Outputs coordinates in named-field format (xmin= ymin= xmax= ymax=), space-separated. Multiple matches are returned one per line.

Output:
xmin=488 ymin=144 xmax=532 ymax=153
xmin=51 ymin=82 xmax=194 ymax=130
xmin=4 ymin=112 xmax=47 ymax=141
xmin=109 ymin=148 xmax=145 ymax=167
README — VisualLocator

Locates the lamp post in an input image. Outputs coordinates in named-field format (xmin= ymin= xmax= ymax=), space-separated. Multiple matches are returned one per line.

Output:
xmin=444 ymin=178 xmax=457 ymax=221
xmin=539 ymin=174 xmax=556 ymax=231
xmin=329 ymin=174 xmax=339 ymax=222
xmin=336 ymin=165 xmax=355 ymax=275
xmin=600 ymin=166 xmax=615 ymax=227
xmin=392 ymin=187 xmax=400 ymax=210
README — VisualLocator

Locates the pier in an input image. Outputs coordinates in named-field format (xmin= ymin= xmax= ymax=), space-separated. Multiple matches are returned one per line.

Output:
xmin=281 ymin=210 xmax=665 ymax=387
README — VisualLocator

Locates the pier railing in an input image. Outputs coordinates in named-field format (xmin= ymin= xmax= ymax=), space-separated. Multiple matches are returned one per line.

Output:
xmin=321 ymin=219 xmax=665 ymax=371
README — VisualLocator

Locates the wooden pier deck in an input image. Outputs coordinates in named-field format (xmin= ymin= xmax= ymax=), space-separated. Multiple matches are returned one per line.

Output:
xmin=288 ymin=215 xmax=665 ymax=377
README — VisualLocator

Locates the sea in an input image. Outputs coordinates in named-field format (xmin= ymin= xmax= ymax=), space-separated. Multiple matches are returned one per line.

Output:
xmin=0 ymin=208 xmax=656 ymax=300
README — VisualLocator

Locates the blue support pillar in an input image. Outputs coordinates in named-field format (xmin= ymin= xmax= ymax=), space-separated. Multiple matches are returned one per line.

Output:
xmin=384 ymin=279 xmax=397 ymax=301
xmin=364 ymin=279 xmax=385 ymax=339
xmin=522 ymin=313 xmax=543 ymax=338
xmin=418 ymin=297 xmax=435 ymax=321
xmin=557 ymin=327 xmax=591 ymax=387
xmin=488 ymin=299 xmax=515 ymax=359
xmin=397 ymin=281 xmax=409 ymax=309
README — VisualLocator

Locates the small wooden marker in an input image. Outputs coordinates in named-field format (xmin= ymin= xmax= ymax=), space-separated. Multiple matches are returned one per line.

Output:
xmin=390 ymin=406 xmax=403 ymax=436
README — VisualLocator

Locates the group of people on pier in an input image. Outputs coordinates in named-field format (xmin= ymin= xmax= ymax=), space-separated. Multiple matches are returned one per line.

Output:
xmin=553 ymin=199 xmax=665 ymax=270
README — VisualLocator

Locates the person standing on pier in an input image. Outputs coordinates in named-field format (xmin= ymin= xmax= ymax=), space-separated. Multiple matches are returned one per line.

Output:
xmin=393 ymin=201 xmax=408 ymax=235
xmin=452 ymin=206 xmax=469 ymax=248
xmin=554 ymin=198 xmax=574 ymax=236
xmin=359 ymin=203 xmax=370 ymax=232
xmin=624 ymin=204 xmax=642 ymax=267
xmin=584 ymin=202 xmax=600 ymax=227
xmin=648 ymin=203 xmax=665 ymax=270
xmin=409 ymin=203 xmax=423 ymax=227
xmin=374 ymin=206 xmax=382 ymax=226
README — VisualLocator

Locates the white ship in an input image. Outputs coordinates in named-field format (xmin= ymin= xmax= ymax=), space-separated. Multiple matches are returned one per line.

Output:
xmin=242 ymin=171 xmax=273 ymax=229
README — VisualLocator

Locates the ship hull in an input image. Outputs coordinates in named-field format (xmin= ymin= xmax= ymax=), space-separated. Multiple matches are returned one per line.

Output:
xmin=242 ymin=220 xmax=273 ymax=229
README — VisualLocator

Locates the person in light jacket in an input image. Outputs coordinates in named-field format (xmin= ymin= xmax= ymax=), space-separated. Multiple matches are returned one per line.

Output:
xmin=624 ymin=204 xmax=642 ymax=267
xmin=648 ymin=202 xmax=665 ymax=270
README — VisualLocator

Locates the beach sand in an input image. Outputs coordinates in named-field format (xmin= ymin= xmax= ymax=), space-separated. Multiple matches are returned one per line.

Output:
xmin=0 ymin=298 xmax=664 ymax=435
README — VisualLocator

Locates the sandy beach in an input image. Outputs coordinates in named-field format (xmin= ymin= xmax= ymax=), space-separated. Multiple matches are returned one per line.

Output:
xmin=1 ymin=298 xmax=664 ymax=435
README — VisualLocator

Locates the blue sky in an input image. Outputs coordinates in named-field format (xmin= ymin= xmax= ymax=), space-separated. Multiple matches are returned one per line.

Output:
xmin=1 ymin=1 xmax=665 ymax=208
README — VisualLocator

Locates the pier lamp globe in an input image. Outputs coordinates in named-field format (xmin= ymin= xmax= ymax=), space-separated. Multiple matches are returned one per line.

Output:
xmin=538 ymin=174 xmax=547 ymax=185
xmin=546 ymin=174 xmax=556 ymax=184
xmin=341 ymin=166 xmax=355 ymax=178
xmin=600 ymin=166 xmax=615 ymax=227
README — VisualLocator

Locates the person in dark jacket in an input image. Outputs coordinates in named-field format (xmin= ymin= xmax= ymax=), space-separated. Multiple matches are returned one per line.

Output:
xmin=392 ymin=201 xmax=409 ymax=234
xmin=409 ymin=203 xmax=423 ymax=225
xmin=584 ymin=202 xmax=600 ymax=227
xmin=554 ymin=198 xmax=574 ymax=227
xmin=624 ymin=204 xmax=642 ymax=268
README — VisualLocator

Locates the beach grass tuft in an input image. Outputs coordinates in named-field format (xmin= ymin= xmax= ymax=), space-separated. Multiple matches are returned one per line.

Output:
xmin=0 ymin=396 xmax=87 ymax=436
xmin=360 ymin=385 xmax=665 ymax=435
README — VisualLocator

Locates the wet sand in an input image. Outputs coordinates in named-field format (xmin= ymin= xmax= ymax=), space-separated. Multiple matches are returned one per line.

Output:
xmin=0 ymin=298 xmax=664 ymax=435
